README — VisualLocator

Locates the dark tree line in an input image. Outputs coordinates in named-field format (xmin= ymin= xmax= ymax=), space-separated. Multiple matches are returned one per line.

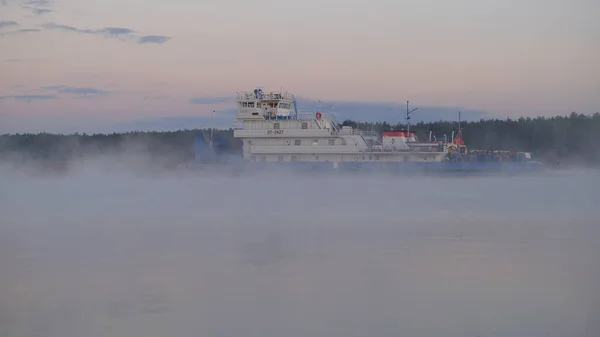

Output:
xmin=0 ymin=129 xmax=241 ymax=168
xmin=342 ymin=112 xmax=600 ymax=164
xmin=1 ymin=112 xmax=599 ymax=166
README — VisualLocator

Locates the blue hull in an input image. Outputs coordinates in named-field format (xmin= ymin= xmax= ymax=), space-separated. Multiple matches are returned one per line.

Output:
xmin=191 ymin=134 xmax=543 ymax=176
xmin=185 ymin=160 xmax=544 ymax=176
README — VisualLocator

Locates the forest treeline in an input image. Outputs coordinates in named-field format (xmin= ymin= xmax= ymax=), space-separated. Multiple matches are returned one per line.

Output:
xmin=1 ymin=112 xmax=599 ymax=166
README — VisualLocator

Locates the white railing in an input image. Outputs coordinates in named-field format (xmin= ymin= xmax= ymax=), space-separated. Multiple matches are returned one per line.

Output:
xmin=237 ymin=91 xmax=294 ymax=101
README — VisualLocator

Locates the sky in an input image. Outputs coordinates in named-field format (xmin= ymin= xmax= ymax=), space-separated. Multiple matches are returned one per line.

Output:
xmin=0 ymin=0 xmax=598 ymax=134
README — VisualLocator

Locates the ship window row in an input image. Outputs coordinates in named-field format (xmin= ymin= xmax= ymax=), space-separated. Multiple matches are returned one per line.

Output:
xmin=274 ymin=122 xmax=309 ymax=129
xmin=272 ymin=121 xmax=322 ymax=130
xmin=244 ymin=121 xmax=311 ymax=130
xmin=249 ymin=155 xmax=331 ymax=162
xmin=238 ymin=102 xmax=291 ymax=109
xmin=247 ymin=139 xmax=340 ymax=146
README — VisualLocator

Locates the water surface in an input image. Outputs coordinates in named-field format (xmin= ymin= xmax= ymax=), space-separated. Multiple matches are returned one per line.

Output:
xmin=1 ymin=168 xmax=599 ymax=337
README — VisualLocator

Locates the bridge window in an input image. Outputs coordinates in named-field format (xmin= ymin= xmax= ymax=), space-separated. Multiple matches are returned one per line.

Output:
xmin=328 ymin=139 xmax=335 ymax=145
xmin=341 ymin=139 xmax=347 ymax=145
xmin=257 ymin=103 xmax=262 ymax=108
xmin=301 ymin=122 xmax=308 ymax=129
xmin=312 ymin=139 xmax=318 ymax=145
xmin=315 ymin=156 xmax=319 ymax=160
xmin=294 ymin=139 xmax=301 ymax=146
xmin=291 ymin=155 xmax=297 ymax=162
xmin=260 ymin=156 xmax=266 ymax=162
xmin=242 ymin=102 xmax=248 ymax=107
xmin=248 ymin=102 xmax=254 ymax=108
xmin=277 ymin=156 xmax=284 ymax=162
xmin=273 ymin=122 xmax=280 ymax=129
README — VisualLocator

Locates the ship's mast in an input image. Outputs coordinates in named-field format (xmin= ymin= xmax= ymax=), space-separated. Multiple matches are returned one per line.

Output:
xmin=458 ymin=110 xmax=461 ymax=135
xmin=406 ymin=101 xmax=417 ymax=135
xmin=292 ymin=95 xmax=299 ymax=118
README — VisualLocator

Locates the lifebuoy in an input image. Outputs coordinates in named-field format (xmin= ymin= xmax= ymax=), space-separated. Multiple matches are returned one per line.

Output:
xmin=316 ymin=112 xmax=322 ymax=119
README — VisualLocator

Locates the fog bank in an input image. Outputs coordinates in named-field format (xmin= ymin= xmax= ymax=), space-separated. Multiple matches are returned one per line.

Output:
xmin=1 ymin=167 xmax=599 ymax=337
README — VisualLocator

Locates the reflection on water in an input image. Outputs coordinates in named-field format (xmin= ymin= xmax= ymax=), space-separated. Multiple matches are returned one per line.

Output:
xmin=1 ymin=169 xmax=600 ymax=337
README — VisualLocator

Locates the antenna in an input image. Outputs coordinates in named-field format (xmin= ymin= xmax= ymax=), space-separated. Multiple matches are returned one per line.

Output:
xmin=406 ymin=101 xmax=418 ymax=135
xmin=458 ymin=110 xmax=462 ymax=134
xmin=292 ymin=94 xmax=299 ymax=118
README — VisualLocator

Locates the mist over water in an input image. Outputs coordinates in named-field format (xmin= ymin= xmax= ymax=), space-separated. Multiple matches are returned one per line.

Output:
xmin=1 ymin=164 xmax=600 ymax=337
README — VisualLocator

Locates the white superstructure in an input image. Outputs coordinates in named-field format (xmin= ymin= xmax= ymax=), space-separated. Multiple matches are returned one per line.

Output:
xmin=233 ymin=88 xmax=456 ymax=164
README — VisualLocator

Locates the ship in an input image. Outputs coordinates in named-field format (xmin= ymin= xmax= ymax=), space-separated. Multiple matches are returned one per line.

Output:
xmin=185 ymin=88 xmax=543 ymax=175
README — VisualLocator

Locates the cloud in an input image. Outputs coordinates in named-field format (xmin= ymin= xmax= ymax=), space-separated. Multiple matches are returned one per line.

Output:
xmin=23 ymin=0 xmax=51 ymax=5
xmin=40 ymin=22 xmax=123 ymax=36
xmin=0 ymin=94 xmax=57 ymax=102
xmin=39 ymin=22 xmax=171 ymax=44
xmin=143 ymin=94 xmax=172 ymax=100
xmin=288 ymin=97 xmax=489 ymax=123
xmin=187 ymin=95 xmax=490 ymax=123
xmin=0 ymin=85 xmax=109 ymax=102
xmin=138 ymin=35 xmax=171 ymax=44
xmin=99 ymin=27 xmax=135 ymax=36
xmin=21 ymin=0 xmax=53 ymax=15
xmin=16 ymin=28 xmax=39 ymax=33
xmin=0 ymin=21 xmax=18 ymax=29
xmin=0 ymin=28 xmax=40 ymax=37
xmin=30 ymin=8 xmax=52 ymax=14
xmin=41 ymin=85 xmax=109 ymax=98
xmin=112 ymin=100 xmax=488 ymax=133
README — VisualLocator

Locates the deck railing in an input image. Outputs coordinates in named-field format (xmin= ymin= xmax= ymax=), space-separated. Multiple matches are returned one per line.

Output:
xmin=237 ymin=91 xmax=294 ymax=101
